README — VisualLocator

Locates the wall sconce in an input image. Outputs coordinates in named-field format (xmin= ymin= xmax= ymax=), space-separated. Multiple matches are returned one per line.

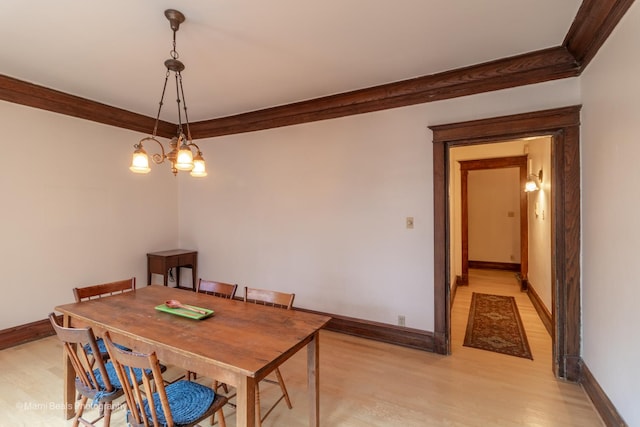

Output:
xmin=525 ymin=169 xmax=543 ymax=192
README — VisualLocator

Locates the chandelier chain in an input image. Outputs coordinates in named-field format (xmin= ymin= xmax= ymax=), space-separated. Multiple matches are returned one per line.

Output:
xmin=178 ymin=72 xmax=192 ymax=142
xmin=152 ymin=70 xmax=171 ymax=138
xmin=171 ymin=29 xmax=179 ymax=60
xmin=174 ymin=72 xmax=183 ymax=136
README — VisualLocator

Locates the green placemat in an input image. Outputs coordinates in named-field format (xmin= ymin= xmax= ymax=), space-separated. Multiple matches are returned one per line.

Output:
xmin=155 ymin=303 xmax=214 ymax=320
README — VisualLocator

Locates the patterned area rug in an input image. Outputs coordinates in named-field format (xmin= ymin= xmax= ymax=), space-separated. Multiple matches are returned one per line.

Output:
xmin=463 ymin=292 xmax=533 ymax=360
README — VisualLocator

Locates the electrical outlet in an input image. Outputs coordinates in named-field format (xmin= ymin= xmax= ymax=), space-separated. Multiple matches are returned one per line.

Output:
xmin=398 ymin=315 xmax=406 ymax=326
xmin=406 ymin=217 xmax=414 ymax=229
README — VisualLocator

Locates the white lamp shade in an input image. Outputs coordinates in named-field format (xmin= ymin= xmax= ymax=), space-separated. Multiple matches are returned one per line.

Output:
xmin=130 ymin=148 xmax=151 ymax=174
xmin=190 ymin=156 xmax=207 ymax=177
xmin=175 ymin=144 xmax=194 ymax=171
xmin=524 ymin=179 xmax=539 ymax=192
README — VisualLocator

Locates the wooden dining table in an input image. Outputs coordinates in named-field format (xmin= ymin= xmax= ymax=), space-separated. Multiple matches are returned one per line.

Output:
xmin=55 ymin=285 xmax=331 ymax=426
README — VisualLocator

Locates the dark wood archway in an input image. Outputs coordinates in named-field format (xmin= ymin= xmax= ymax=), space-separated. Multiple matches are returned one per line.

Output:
xmin=430 ymin=105 xmax=581 ymax=381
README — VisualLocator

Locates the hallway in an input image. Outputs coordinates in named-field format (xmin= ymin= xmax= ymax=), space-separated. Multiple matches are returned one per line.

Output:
xmin=452 ymin=268 xmax=551 ymax=361
xmin=448 ymin=268 xmax=597 ymax=425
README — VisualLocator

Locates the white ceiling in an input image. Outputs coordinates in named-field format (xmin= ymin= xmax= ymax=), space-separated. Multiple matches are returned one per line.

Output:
xmin=1 ymin=1 xmax=582 ymax=123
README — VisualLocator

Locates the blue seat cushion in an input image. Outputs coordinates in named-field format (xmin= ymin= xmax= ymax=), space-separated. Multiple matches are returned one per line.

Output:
xmin=87 ymin=361 xmax=148 ymax=391
xmin=143 ymin=380 xmax=215 ymax=426
xmin=84 ymin=338 xmax=130 ymax=356
xmin=77 ymin=361 xmax=122 ymax=403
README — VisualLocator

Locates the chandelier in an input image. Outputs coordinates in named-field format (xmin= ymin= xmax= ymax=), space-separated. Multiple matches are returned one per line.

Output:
xmin=129 ymin=9 xmax=207 ymax=177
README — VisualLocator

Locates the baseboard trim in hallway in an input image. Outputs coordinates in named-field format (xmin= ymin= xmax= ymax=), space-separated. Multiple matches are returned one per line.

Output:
xmin=580 ymin=361 xmax=628 ymax=426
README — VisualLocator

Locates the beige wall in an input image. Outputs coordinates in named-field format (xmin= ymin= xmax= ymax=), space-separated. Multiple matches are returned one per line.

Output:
xmin=0 ymin=101 xmax=179 ymax=330
xmin=525 ymin=137 xmax=552 ymax=310
xmin=468 ymin=168 xmax=521 ymax=263
xmin=179 ymin=79 xmax=579 ymax=331
xmin=0 ymin=60 xmax=580 ymax=333
xmin=581 ymin=2 xmax=640 ymax=425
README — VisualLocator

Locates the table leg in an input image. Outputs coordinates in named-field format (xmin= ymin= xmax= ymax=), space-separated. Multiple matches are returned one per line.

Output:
xmin=62 ymin=315 xmax=75 ymax=419
xmin=192 ymin=258 xmax=197 ymax=291
xmin=236 ymin=376 xmax=256 ymax=427
xmin=308 ymin=331 xmax=320 ymax=426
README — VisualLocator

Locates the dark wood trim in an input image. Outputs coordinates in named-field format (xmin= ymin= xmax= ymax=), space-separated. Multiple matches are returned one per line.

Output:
xmin=189 ymin=47 xmax=578 ymax=138
xmin=430 ymin=105 xmax=582 ymax=381
xmin=564 ymin=0 xmax=636 ymax=69
xmin=0 ymin=47 xmax=578 ymax=140
xmin=0 ymin=315 xmax=60 ymax=350
xmin=0 ymin=74 xmax=176 ymax=138
xmin=526 ymin=281 xmax=553 ymax=336
xmin=581 ymin=361 xmax=628 ymax=426
xmin=0 ymin=2 xmax=632 ymax=138
xmin=2 ymin=308 xmax=433 ymax=353
xmin=468 ymin=261 xmax=521 ymax=272
xmin=516 ymin=273 xmax=529 ymax=292
xmin=432 ymin=132 xmax=449 ymax=355
xmin=450 ymin=277 xmax=458 ymax=310
xmin=553 ymin=120 xmax=583 ymax=381
xmin=459 ymin=156 xmax=528 ymax=290
xmin=431 ymin=106 xmax=581 ymax=143
xmin=460 ymin=168 xmax=469 ymax=286
xmin=295 ymin=307 xmax=433 ymax=351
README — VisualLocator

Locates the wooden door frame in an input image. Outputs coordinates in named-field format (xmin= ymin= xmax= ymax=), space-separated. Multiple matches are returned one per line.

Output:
xmin=429 ymin=105 xmax=581 ymax=381
xmin=459 ymin=156 xmax=528 ymax=289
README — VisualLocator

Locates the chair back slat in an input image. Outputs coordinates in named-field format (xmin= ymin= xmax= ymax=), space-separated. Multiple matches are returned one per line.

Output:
xmin=103 ymin=332 xmax=173 ymax=427
xmin=197 ymin=279 xmax=238 ymax=299
xmin=48 ymin=313 xmax=114 ymax=393
xmin=244 ymin=287 xmax=295 ymax=310
xmin=73 ymin=277 xmax=136 ymax=302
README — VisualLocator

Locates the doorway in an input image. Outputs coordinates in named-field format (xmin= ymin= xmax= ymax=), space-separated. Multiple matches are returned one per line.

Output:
xmin=429 ymin=106 xmax=581 ymax=381
xmin=459 ymin=156 xmax=528 ymax=289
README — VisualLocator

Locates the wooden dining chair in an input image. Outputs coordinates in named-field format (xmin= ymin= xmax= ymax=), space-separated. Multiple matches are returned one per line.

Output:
xmin=48 ymin=313 xmax=123 ymax=427
xmin=244 ymin=286 xmax=295 ymax=426
xmin=72 ymin=278 xmax=136 ymax=359
xmin=73 ymin=277 xmax=137 ymax=301
xmin=188 ymin=279 xmax=238 ymax=390
xmin=102 ymin=331 xmax=228 ymax=427
xmin=196 ymin=279 xmax=238 ymax=299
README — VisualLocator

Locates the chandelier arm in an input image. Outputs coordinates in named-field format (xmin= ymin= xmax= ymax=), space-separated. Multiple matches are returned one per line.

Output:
xmin=188 ymin=141 xmax=201 ymax=152
xmin=138 ymin=137 xmax=167 ymax=165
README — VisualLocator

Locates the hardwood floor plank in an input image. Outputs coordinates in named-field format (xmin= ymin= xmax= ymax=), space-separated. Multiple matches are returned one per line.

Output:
xmin=0 ymin=269 xmax=602 ymax=426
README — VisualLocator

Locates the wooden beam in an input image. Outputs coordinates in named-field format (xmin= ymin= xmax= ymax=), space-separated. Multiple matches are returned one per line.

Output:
xmin=0 ymin=74 xmax=176 ymax=138
xmin=189 ymin=47 xmax=579 ymax=138
xmin=563 ymin=0 xmax=636 ymax=68
xmin=0 ymin=0 xmax=633 ymax=138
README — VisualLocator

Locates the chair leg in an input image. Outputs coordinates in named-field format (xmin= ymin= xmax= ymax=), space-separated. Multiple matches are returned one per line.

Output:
xmin=217 ymin=408 xmax=227 ymax=427
xmin=274 ymin=368 xmax=293 ymax=409
xmin=103 ymin=401 xmax=113 ymax=427
xmin=214 ymin=380 xmax=230 ymax=395
xmin=72 ymin=395 xmax=88 ymax=427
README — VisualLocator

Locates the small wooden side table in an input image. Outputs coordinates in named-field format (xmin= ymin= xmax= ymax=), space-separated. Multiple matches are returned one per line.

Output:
xmin=147 ymin=249 xmax=197 ymax=291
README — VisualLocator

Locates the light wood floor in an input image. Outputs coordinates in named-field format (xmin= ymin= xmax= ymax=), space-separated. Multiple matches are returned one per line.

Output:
xmin=0 ymin=269 xmax=603 ymax=426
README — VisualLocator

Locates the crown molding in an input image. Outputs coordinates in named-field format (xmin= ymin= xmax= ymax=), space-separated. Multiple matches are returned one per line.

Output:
xmin=189 ymin=47 xmax=578 ymax=138
xmin=564 ymin=0 xmax=636 ymax=69
xmin=0 ymin=74 xmax=176 ymax=138
xmin=0 ymin=0 xmax=633 ymax=138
